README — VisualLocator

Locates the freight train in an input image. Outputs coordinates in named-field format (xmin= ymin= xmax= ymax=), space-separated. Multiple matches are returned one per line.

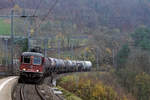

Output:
xmin=19 ymin=52 xmax=92 ymax=82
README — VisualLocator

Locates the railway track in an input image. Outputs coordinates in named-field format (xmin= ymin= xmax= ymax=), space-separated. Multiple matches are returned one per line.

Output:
xmin=12 ymin=75 xmax=66 ymax=100
xmin=35 ymin=85 xmax=47 ymax=100
xmin=13 ymin=84 xmax=47 ymax=100
xmin=20 ymin=84 xmax=25 ymax=100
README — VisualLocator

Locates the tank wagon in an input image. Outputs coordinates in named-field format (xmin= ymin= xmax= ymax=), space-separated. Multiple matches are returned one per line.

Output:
xmin=19 ymin=52 xmax=92 ymax=81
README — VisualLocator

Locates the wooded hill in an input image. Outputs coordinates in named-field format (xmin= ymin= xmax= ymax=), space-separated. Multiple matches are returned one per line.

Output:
xmin=0 ymin=0 xmax=150 ymax=32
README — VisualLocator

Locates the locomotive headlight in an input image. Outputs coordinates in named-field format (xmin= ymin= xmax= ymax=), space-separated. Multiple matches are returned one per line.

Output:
xmin=23 ymin=68 xmax=26 ymax=71
xmin=36 ymin=70 xmax=40 ymax=72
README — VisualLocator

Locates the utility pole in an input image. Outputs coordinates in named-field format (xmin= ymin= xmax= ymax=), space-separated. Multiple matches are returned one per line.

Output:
xmin=112 ymin=48 xmax=115 ymax=67
xmin=4 ymin=38 xmax=8 ymax=67
xmin=10 ymin=9 xmax=14 ymax=74
xmin=22 ymin=2 xmax=30 ymax=51
xmin=84 ymin=50 xmax=86 ymax=61
xmin=4 ymin=38 xmax=8 ymax=75
xmin=57 ymin=40 xmax=61 ymax=59
xmin=44 ymin=38 xmax=48 ymax=57
xmin=27 ymin=18 xmax=31 ymax=51
xmin=96 ymin=48 xmax=99 ymax=71
xmin=71 ymin=43 xmax=74 ymax=59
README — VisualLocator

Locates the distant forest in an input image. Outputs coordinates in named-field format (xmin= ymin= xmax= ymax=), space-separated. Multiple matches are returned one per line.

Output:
xmin=1 ymin=0 xmax=150 ymax=32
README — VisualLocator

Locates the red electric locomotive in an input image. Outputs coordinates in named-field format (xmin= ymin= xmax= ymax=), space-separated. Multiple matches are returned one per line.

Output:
xmin=19 ymin=52 xmax=45 ymax=81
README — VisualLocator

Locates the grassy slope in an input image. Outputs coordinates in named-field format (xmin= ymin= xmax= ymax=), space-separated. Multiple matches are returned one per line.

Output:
xmin=57 ymin=86 xmax=82 ymax=100
xmin=0 ymin=18 xmax=10 ymax=35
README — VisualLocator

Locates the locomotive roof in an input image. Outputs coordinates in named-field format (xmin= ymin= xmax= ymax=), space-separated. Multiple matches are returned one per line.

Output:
xmin=22 ymin=52 xmax=44 ymax=57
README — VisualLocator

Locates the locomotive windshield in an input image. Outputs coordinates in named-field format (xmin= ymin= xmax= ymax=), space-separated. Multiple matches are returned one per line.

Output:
xmin=33 ymin=56 xmax=41 ymax=65
xmin=23 ymin=56 xmax=30 ymax=64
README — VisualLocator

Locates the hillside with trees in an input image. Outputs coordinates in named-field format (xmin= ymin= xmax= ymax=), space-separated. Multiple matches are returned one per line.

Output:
xmin=1 ymin=0 xmax=150 ymax=32
xmin=0 ymin=0 xmax=150 ymax=100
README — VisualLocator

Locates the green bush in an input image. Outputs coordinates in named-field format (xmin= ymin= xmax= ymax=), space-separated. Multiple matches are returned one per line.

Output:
xmin=135 ymin=73 xmax=150 ymax=100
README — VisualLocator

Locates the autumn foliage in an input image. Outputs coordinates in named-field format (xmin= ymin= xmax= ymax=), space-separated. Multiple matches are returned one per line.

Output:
xmin=58 ymin=72 xmax=129 ymax=100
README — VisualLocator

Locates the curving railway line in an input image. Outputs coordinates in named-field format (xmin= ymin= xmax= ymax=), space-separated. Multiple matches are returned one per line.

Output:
xmin=20 ymin=84 xmax=25 ymax=100
xmin=35 ymin=85 xmax=47 ymax=100
xmin=13 ymin=84 xmax=48 ymax=100
xmin=0 ymin=73 xmax=67 ymax=100
xmin=12 ymin=75 xmax=65 ymax=100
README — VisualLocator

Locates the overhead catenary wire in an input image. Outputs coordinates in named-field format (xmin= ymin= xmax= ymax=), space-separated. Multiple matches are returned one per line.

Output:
xmin=7 ymin=0 xmax=15 ymax=12
xmin=32 ymin=0 xmax=42 ymax=16
xmin=30 ymin=0 xmax=42 ymax=33
xmin=10 ymin=0 xmax=15 ymax=6
xmin=35 ymin=0 xmax=58 ymax=31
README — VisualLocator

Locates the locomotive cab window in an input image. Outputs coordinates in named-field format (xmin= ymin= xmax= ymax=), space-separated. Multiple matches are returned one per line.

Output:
xmin=23 ymin=56 xmax=30 ymax=64
xmin=33 ymin=56 xmax=41 ymax=65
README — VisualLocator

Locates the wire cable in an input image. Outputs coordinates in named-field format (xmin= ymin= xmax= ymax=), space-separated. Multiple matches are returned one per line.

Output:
xmin=7 ymin=0 xmax=15 ymax=12
xmin=10 ymin=0 xmax=15 ymax=6
xmin=36 ymin=0 xmax=58 ymax=31
xmin=32 ymin=0 xmax=42 ymax=16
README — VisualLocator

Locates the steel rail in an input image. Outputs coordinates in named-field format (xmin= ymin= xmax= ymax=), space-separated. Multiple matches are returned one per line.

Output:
xmin=20 ymin=84 xmax=25 ymax=100
xmin=35 ymin=85 xmax=47 ymax=100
